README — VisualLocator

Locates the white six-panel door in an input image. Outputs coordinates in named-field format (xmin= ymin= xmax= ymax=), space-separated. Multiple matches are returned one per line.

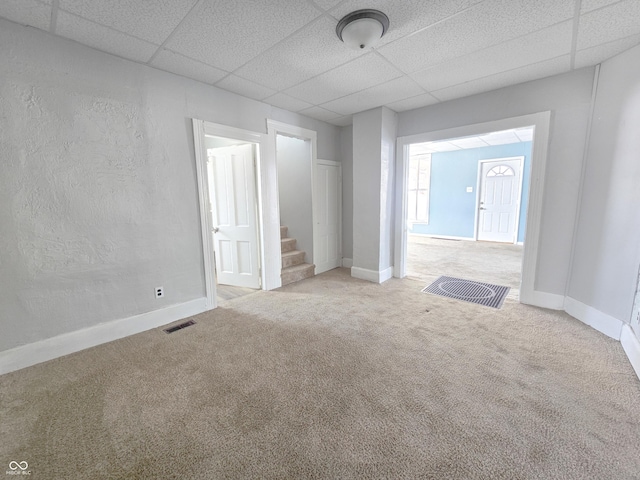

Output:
xmin=477 ymin=157 xmax=523 ymax=243
xmin=207 ymin=144 xmax=261 ymax=288
xmin=314 ymin=160 xmax=342 ymax=274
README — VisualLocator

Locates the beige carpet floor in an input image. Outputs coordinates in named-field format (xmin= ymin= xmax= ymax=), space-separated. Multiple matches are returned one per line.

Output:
xmin=407 ymin=236 xmax=523 ymax=292
xmin=1 ymin=268 xmax=639 ymax=479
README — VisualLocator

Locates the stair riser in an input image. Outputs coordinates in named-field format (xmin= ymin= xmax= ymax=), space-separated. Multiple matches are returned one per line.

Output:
xmin=281 ymin=238 xmax=296 ymax=253
xmin=281 ymin=265 xmax=315 ymax=286
xmin=282 ymin=252 xmax=305 ymax=269
xmin=280 ymin=226 xmax=287 ymax=238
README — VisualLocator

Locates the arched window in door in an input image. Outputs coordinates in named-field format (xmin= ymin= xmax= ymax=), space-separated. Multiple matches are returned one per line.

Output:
xmin=487 ymin=165 xmax=515 ymax=177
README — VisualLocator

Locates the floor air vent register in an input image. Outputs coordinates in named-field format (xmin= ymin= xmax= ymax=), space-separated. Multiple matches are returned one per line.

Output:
xmin=422 ymin=276 xmax=510 ymax=309
xmin=163 ymin=319 xmax=196 ymax=334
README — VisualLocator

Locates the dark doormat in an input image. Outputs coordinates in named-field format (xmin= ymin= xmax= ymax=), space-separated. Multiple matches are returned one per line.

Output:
xmin=422 ymin=275 xmax=510 ymax=309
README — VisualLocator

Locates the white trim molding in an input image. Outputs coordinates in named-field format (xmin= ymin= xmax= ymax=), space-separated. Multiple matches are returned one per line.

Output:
xmin=351 ymin=266 xmax=393 ymax=284
xmin=342 ymin=257 xmax=353 ymax=268
xmin=0 ymin=298 xmax=207 ymax=375
xmin=564 ymin=296 xmax=624 ymax=340
xmin=620 ymin=325 xmax=640 ymax=381
xmin=525 ymin=291 xmax=565 ymax=310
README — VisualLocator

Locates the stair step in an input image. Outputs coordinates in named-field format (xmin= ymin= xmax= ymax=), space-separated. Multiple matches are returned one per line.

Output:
xmin=280 ymin=226 xmax=288 ymax=238
xmin=280 ymin=237 xmax=296 ymax=253
xmin=281 ymin=263 xmax=315 ymax=286
xmin=281 ymin=250 xmax=305 ymax=269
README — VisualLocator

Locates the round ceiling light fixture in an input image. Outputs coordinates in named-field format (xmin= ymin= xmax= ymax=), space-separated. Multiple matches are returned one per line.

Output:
xmin=336 ymin=9 xmax=389 ymax=50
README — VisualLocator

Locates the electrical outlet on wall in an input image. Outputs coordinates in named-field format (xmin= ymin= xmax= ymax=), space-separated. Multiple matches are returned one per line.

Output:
xmin=155 ymin=286 xmax=164 ymax=298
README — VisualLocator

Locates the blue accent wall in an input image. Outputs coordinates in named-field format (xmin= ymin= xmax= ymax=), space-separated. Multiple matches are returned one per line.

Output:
xmin=410 ymin=142 xmax=532 ymax=243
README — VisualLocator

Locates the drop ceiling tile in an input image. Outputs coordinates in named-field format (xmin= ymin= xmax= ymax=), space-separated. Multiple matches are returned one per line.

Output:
xmin=577 ymin=0 xmax=640 ymax=51
xmin=264 ymin=93 xmax=313 ymax=112
xmin=411 ymin=21 xmax=573 ymax=91
xmin=378 ymin=0 xmax=574 ymax=73
xmin=283 ymin=53 xmax=402 ymax=105
xmin=386 ymin=93 xmax=440 ymax=112
xmin=234 ymin=16 xmax=362 ymax=91
xmin=430 ymin=141 xmax=461 ymax=152
xmin=56 ymin=11 xmax=158 ymax=63
xmin=0 ymin=0 xmax=51 ymax=30
xmin=58 ymin=0 xmax=198 ymax=44
xmin=165 ymin=0 xmax=322 ymax=72
xmin=481 ymin=130 xmax=521 ymax=146
xmin=581 ymin=0 xmax=621 ymax=14
xmin=575 ymin=34 xmax=640 ymax=68
xmin=215 ymin=75 xmax=277 ymax=101
xmin=299 ymin=106 xmax=342 ymax=122
xmin=150 ymin=49 xmax=228 ymax=85
xmin=320 ymin=76 xmax=424 ymax=115
xmin=313 ymin=0 xmax=343 ymax=10
xmin=514 ymin=128 xmax=534 ymax=142
xmin=449 ymin=137 xmax=490 ymax=149
xmin=329 ymin=0 xmax=476 ymax=47
xmin=432 ymin=55 xmax=571 ymax=102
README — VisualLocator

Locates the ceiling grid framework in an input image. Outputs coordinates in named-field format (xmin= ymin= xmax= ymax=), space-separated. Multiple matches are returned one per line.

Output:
xmin=1 ymin=0 xmax=639 ymax=126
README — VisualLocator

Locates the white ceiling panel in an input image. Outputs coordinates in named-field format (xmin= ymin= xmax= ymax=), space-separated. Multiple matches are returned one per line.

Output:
xmin=299 ymin=106 xmax=342 ymax=122
xmin=0 ymin=0 xmax=51 ymax=30
xmin=411 ymin=21 xmax=573 ymax=92
xmin=215 ymin=75 xmax=277 ymax=101
xmin=514 ymin=128 xmax=534 ymax=142
xmin=234 ymin=16 xmax=362 ymax=91
xmin=58 ymin=0 xmax=198 ymax=45
xmin=312 ymin=0 xmax=344 ymax=11
xmin=481 ymin=130 xmax=520 ymax=146
xmin=378 ymin=0 xmax=575 ymax=74
xmin=56 ymin=11 xmax=158 ymax=63
xmin=283 ymin=53 xmax=403 ymax=105
xmin=577 ymin=0 xmax=640 ymax=51
xmin=430 ymin=141 xmax=462 ymax=152
xmin=150 ymin=49 xmax=228 ymax=85
xmin=164 ymin=0 xmax=322 ymax=73
xmin=575 ymin=34 xmax=640 ymax=69
xmin=432 ymin=55 xmax=572 ymax=102
xmin=386 ymin=93 xmax=440 ymax=113
xmin=321 ymin=76 xmax=424 ymax=116
xmin=329 ymin=0 xmax=478 ymax=47
xmin=449 ymin=137 xmax=490 ymax=149
xmin=264 ymin=93 xmax=313 ymax=112
xmin=330 ymin=115 xmax=354 ymax=127
xmin=581 ymin=0 xmax=622 ymax=14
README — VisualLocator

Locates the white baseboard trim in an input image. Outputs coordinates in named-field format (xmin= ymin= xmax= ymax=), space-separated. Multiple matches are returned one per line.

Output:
xmin=342 ymin=257 xmax=353 ymax=268
xmin=621 ymin=324 xmax=640 ymax=381
xmin=521 ymin=290 xmax=565 ymax=310
xmin=409 ymin=233 xmax=474 ymax=242
xmin=351 ymin=266 xmax=394 ymax=284
xmin=564 ymin=296 xmax=624 ymax=340
xmin=0 ymin=297 xmax=208 ymax=376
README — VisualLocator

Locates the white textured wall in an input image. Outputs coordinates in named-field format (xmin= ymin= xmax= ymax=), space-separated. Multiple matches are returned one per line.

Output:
xmin=0 ymin=19 xmax=339 ymax=352
xmin=397 ymin=68 xmax=595 ymax=296
xmin=352 ymin=109 xmax=383 ymax=273
xmin=276 ymin=135 xmax=313 ymax=263
xmin=340 ymin=125 xmax=353 ymax=260
xmin=568 ymin=44 xmax=640 ymax=331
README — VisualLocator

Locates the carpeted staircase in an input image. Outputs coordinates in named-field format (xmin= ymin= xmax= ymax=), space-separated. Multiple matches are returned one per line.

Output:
xmin=280 ymin=225 xmax=315 ymax=286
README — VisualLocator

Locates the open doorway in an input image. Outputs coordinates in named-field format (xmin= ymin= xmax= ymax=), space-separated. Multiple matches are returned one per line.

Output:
xmin=192 ymin=120 xmax=270 ymax=310
xmin=394 ymin=112 xmax=552 ymax=306
xmin=405 ymin=128 xmax=533 ymax=297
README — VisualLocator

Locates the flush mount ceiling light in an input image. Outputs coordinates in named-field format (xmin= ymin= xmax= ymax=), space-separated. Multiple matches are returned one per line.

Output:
xmin=336 ymin=9 xmax=389 ymax=50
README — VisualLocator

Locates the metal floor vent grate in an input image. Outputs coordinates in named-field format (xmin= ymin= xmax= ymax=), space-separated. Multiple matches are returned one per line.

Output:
xmin=163 ymin=319 xmax=196 ymax=334
xmin=422 ymin=276 xmax=510 ymax=309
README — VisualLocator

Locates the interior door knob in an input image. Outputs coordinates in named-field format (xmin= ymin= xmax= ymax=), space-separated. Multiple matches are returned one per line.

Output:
xmin=213 ymin=227 xmax=219 ymax=233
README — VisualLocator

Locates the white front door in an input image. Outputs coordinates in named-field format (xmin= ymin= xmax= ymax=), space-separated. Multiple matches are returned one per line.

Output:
xmin=477 ymin=157 xmax=523 ymax=243
xmin=314 ymin=160 xmax=342 ymax=274
xmin=207 ymin=144 xmax=261 ymax=288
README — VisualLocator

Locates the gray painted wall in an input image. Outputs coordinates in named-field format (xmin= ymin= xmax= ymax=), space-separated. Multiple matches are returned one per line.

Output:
xmin=568 ymin=44 xmax=640 ymax=332
xmin=276 ymin=135 xmax=313 ymax=264
xmin=397 ymin=68 xmax=595 ymax=296
xmin=340 ymin=126 xmax=353 ymax=260
xmin=0 ymin=19 xmax=340 ymax=352
xmin=379 ymin=107 xmax=397 ymax=272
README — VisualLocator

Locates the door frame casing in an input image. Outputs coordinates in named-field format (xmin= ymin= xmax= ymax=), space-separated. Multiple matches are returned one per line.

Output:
xmin=474 ymin=156 xmax=525 ymax=244
xmin=394 ymin=111 xmax=551 ymax=306
xmin=266 ymin=119 xmax=318 ymax=279
xmin=192 ymin=119 xmax=268 ymax=309
xmin=315 ymin=159 xmax=343 ymax=273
